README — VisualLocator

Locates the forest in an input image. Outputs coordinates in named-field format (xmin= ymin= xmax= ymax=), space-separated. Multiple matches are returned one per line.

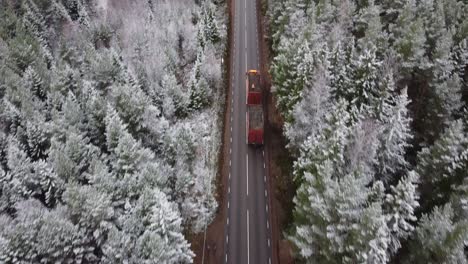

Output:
xmin=0 ymin=0 xmax=226 ymax=263
xmin=267 ymin=0 xmax=467 ymax=263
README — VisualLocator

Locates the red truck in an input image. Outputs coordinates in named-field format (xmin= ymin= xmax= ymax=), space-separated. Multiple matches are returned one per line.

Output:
xmin=246 ymin=70 xmax=264 ymax=145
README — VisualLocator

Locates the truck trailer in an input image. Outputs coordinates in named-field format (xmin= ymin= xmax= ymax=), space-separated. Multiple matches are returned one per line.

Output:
xmin=246 ymin=70 xmax=264 ymax=145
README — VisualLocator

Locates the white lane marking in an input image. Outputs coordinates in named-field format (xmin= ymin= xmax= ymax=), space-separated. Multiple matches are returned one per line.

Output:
xmin=267 ymin=220 xmax=269 ymax=229
xmin=244 ymin=0 xmax=247 ymax=27
xmin=264 ymin=175 xmax=266 ymax=182
xmin=246 ymin=153 xmax=249 ymax=196
xmin=264 ymin=163 xmax=266 ymax=169
xmin=268 ymin=239 xmax=270 ymax=247
xmin=228 ymin=186 xmax=231 ymax=194
xmin=265 ymin=190 xmax=267 ymax=197
xmin=230 ymin=137 xmax=232 ymax=143
xmin=228 ymin=201 xmax=230 ymax=208
xmin=246 ymin=111 xmax=248 ymax=144
xmin=269 ymin=258 xmax=271 ymax=264
xmin=229 ymin=173 xmax=231 ymax=180
xmin=225 ymin=253 xmax=228 ymax=263
xmin=227 ymin=217 xmax=229 ymax=225
xmin=245 ymin=51 xmax=248 ymax=71
xmin=226 ymin=235 xmax=229 ymax=244
xmin=230 ymin=147 xmax=232 ymax=153
xmin=263 ymin=150 xmax=265 ymax=157
xmin=266 ymin=205 xmax=268 ymax=212
xmin=229 ymin=159 xmax=232 ymax=166
xmin=247 ymin=210 xmax=250 ymax=264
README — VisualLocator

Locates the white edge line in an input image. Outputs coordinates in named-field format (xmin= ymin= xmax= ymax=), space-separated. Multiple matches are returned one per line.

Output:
xmin=247 ymin=210 xmax=250 ymax=264
xmin=246 ymin=153 xmax=249 ymax=196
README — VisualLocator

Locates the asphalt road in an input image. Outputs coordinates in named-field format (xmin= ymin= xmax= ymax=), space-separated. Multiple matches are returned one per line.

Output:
xmin=223 ymin=0 xmax=272 ymax=263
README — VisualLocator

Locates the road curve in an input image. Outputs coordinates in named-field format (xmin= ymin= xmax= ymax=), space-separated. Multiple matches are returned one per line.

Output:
xmin=223 ymin=0 xmax=272 ymax=263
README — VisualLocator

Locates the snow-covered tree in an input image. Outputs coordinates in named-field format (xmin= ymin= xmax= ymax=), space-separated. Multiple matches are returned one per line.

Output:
xmin=417 ymin=120 xmax=468 ymax=211
xmin=348 ymin=47 xmax=382 ymax=110
xmin=0 ymin=200 xmax=89 ymax=263
xmin=390 ymin=0 xmax=429 ymax=71
xmin=384 ymin=170 xmax=419 ymax=253
xmin=102 ymin=188 xmax=194 ymax=264
xmin=356 ymin=0 xmax=389 ymax=57
xmin=272 ymin=39 xmax=310 ymax=118
xmin=405 ymin=203 xmax=468 ymax=264
xmin=286 ymin=49 xmax=332 ymax=149
xmin=376 ymin=87 xmax=412 ymax=182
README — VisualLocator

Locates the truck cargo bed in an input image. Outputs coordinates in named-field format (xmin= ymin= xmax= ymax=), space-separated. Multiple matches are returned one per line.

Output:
xmin=248 ymin=105 xmax=263 ymax=129
xmin=247 ymin=104 xmax=264 ymax=145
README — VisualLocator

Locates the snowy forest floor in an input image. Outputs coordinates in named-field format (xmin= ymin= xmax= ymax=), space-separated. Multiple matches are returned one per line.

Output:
xmin=190 ymin=0 xmax=234 ymax=262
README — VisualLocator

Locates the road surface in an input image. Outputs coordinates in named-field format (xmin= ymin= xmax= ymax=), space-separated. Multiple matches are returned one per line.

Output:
xmin=223 ymin=0 xmax=272 ymax=263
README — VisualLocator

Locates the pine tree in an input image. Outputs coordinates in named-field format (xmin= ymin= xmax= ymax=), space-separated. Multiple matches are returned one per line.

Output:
xmin=161 ymin=73 xmax=189 ymax=119
xmin=202 ymin=3 xmax=220 ymax=44
xmin=23 ymin=66 xmax=46 ymax=101
xmin=113 ymin=79 xmax=150 ymax=135
xmin=25 ymin=119 xmax=50 ymax=160
xmin=0 ymin=200 xmax=90 ymax=263
xmin=102 ymin=188 xmax=193 ymax=263
xmin=63 ymin=184 xmax=113 ymax=251
xmin=48 ymin=130 xmax=99 ymax=183
xmin=390 ymin=0 xmax=428 ymax=71
xmin=272 ymin=39 xmax=312 ymax=119
xmin=105 ymin=106 xmax=128 ymax=152
xmin=329 ymin=40 xmax=354 ymax=102
xmin=417 ymin=119 xmax=468 ymax=212
xmin=31 ymin=159 xmax=63 ymax=207
xmin=356 ymin=0 xmax=389 ymax=57
xmin=188 ymin=50 xmax=211 ymax=111
xmin=5 ymin=137 xmax=34 ymax=201
xmin=348 ymin=46 xmax=382 ymax=110
xmin=287 ymin=57 xmax=332 ymax=149
xmin=384 ymin=170 xmax=419 ymax=253
xmin=377 ymin=87 xmax=412 ymax=182
xmin=405 ymin=203 xmax=468 ymax=264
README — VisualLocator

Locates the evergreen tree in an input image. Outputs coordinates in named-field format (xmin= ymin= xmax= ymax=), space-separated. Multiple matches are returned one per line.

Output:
xmin=356 ymin=0 xmax=389 ymax=57
xmin=0 ymin=200 xmax=89 ymax=263
xmin=384 ymin=170 xmax=419 ymax=253
xmin=291 ymin=102 xmax=391 ymax=263
xmin=405 ymin=203 xmax=468 ymax=264
xmin=348 ymin=47 xmax=382 ymax=110
xmin=48 ymin=131 xmax=99 ymax=183
xmin=287 ymin=58 xmax=332 ymax=149
xmin=188 ymin=51 xmax=211 ymax=111
xmin=390 ymin=0 xmax=428 ymax=71
xmin=417 ymin=120 xmax=468 ymax=212
xmin=377 ymin=87 xmax=412 ymax=182
xmin=272 ymin=39 xmax=311 ymax=118
xmin=202 ymin=3 xmax=220 ymax=44
xmin=102 ymin=188 xmax=194 ymax=264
